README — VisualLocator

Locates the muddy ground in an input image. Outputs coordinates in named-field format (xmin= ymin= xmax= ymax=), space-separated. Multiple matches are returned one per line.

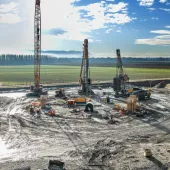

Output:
xmin=0 ymin=87 xmax=170 ymax=170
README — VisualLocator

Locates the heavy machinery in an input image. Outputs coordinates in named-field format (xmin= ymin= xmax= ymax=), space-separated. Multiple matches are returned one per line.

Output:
xmin=128 ymin=87 xmax=151 ymax=100
xmin=67 ymin=97 xmax=87 ymax=106
xmin=55 ymin=88 xmax=65 ymax=97
xmin=78 ymin=39 xmax=93 ymax=95
xmin=113 ymin=49 xmax=129 ymax=97
xmin=67 ymin=97 xmax=94 ymax=112
xmin=113 ymin=49 xmax=151 ymax=100
xmin=27 ymin=0 xmax=47 ymax=97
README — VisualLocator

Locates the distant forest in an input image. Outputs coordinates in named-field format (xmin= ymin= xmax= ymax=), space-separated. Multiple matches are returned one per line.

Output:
xmin=0 ymin=54 xmax=170 ymax=67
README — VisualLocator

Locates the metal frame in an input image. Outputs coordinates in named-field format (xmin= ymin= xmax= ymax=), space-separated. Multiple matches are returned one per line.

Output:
xmin=34 ymin=0 xmax=41 ymax=91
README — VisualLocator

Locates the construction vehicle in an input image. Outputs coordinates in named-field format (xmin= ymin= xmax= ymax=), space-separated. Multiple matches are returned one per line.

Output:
xmin=27 ymin=0 xmax=47 ymax=97
xmin=113 ymin=49 xmax=129 ymax=97
xmin=128 ymin=87 xmax=151 ymax=100
xmin=84 ymin=99 xmax=94 ymax=112
xmin=78 ymin=39 xmax=93 ymax=95
xmin=67 ymin=97 xmax=94 ymax=112
xmin=113 ymin=49 xmax=151 ymax=100
xmin=55 ymin=88 xmax=65 ymax=97
xmin=67 ymin=97 xmax=87 ymax=106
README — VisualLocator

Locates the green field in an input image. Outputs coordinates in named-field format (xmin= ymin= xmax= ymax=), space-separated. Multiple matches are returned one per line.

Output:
xmin=0 ymin=65 xmax=170 ymax=86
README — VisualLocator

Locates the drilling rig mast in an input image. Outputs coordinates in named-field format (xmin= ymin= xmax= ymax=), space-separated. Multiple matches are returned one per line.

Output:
xmin=113 ymin=49 xmax=129 ymax=97
xmin=27 ymin=0 xmax=47 ymax=97
xmin=78 ymin=39 xmax=93 ymax=95
xmin=34 ymin=0 xmax=41 ymax=92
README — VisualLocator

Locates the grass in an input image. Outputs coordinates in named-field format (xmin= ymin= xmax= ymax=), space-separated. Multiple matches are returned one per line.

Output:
xmin=0 ymin=65 xmax=170 ymax=86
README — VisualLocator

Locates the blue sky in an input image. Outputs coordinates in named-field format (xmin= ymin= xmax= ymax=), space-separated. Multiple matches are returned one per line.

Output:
xmin=0 ymin=0 xmax=170 ymax=57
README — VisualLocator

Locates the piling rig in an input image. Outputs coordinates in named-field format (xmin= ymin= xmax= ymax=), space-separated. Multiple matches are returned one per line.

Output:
xmin=27 ymin=0 xmax=47 ymax=97
xmin=113 ymin=49 xmax=151 ymax=100
xmin=78 ymin=39 xmax=93 ymax=95
xmin=113 ymin=49 xmax=129 ymax=97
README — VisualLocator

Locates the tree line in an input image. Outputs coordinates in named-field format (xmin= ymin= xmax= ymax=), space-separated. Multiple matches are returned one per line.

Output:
xmin=0 ymin=54 xmax=170 ymax=66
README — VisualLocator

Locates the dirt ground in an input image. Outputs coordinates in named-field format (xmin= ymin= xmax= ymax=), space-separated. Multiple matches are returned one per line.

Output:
xmin=0 ymin=87 xmax=170 ymax=170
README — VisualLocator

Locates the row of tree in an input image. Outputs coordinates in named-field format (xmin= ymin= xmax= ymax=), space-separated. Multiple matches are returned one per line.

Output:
xmin=0 ymin=54 xmax=170 ymax=66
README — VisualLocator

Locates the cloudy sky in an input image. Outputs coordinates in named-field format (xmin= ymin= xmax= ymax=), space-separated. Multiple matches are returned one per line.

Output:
xmin=0 ymin=0 xmax=170 ymax=57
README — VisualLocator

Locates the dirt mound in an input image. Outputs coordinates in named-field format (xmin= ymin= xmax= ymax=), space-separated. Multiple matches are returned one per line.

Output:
xmin=154 ymin=81 xmax=167 ymax=88
xmin=0 ymin=97 xmax=14 ymax=107
xmin=165 ymin=84 xmax=170 ymax=89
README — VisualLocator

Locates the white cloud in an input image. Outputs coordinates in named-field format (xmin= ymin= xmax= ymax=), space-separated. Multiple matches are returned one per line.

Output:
xmin=140 ymin=19 xmax=148 ymax=21
xmin=40 ymin=0 xmax=134 ymax=41
xmin=106 ymin=29 xmax=112 ymax=33
xmin=116 ymin=29 xmax=121 ymax=32
xmin=106 ymin=0 xmax=115 ymax=2
xmin=151 ymin=30 xmax=170 ymax=34
xmin=160 ymin=8 xmax=170 ymax=11
xmin=151 ymin=17 xmax=158 ymax=20
xmin=135 ymin=26 xmax=170 ymax=45
xmin=137 ymin=0 xmax=154 ymax=6
xmin=0 ymin=13 xmax=22 ymax=24
xmin=135 ymin=37 xmax=170 ymax=45
xmin=165 ymin=25 xmax=170 ymax=28
xmin=106 ymin=2 xmax=128 ymax=13
xmin=0 ymin=2 xmax=22 ymax=24
xmin=0 ymin=2 xmax=18 ymax=13
xmin=149 ymin=8 xmax=155 ymax=10
xmin=159 ymin=0 xmax=167 ymax=3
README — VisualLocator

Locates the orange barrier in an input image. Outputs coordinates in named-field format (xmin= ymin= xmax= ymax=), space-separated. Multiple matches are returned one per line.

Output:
xmin=48 ymin=110 xmax=56 ymax=116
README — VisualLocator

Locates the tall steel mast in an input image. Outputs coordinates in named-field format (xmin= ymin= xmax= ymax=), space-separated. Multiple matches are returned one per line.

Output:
xmin=27 ymin=0 xmax=47 ymax=97
xmin=34 ymin=0 xmax=41 ymax=91
xmin=79 ymin=39 xmax=93 ymax=95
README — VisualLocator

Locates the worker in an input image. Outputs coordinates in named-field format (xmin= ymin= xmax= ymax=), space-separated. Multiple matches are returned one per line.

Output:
xmin=107 ymin=96 xmax=110 ymax=103
xmin=104 ymin=98 xmax=107 ymax=103
xmin=74 ymin=103 xmax=76 ymax=110
xmin=30 ymin=106 xmax=35 ymax=117
xmin=36 ymin=108 xmax=41 ymax=118
xmin=73 ymin=103 xmax=77 ymax=113
xmin=119 ymin=108 xmax=125 ymax=116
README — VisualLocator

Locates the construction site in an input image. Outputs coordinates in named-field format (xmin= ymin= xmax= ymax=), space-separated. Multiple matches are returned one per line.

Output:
xmin=1 ymin=0 xmax=170 ymax=170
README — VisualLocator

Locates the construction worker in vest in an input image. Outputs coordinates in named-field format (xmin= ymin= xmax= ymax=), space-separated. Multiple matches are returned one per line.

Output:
xmin=73 ymin=103 xmax=77 ymax=112
xmin=104 ymin=98 xmax=107 ymax=103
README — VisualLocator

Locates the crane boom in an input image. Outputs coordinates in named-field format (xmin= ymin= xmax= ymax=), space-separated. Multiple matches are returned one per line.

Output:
xmin=116 ymin=49 xmax=124 ymax=77
xmin=34 ymin=0 xmax=41 ymax=91
xmin=78 ymin=39 xmax=93 ymax=95
xmin=113 ymin=49 xmax=129 ymax=97
xmin=27 ymin=0 xmax=47 ymax=97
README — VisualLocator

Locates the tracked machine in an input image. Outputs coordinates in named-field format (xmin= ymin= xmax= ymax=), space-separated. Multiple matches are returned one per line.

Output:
xmin=113 ymin=49 xmax=151 ymax=100
xmin=113 ymin=49 xmax=129 ymax=97
xmin=78 ymin=39 xmax=93 ymax=96
xmin=27 ymin=0 xmax=47 ymax=97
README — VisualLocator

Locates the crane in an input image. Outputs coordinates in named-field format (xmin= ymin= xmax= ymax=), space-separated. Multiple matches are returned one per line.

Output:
xmin=27 ymin=0 xmax=47 ymax=97
xmin=113 ymin=49 xmax=129 ymax=97
xmin=78 ymin=39 xmax=93 ymax=95
xmin=113 ymin=49 xmax=151 ymax=100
